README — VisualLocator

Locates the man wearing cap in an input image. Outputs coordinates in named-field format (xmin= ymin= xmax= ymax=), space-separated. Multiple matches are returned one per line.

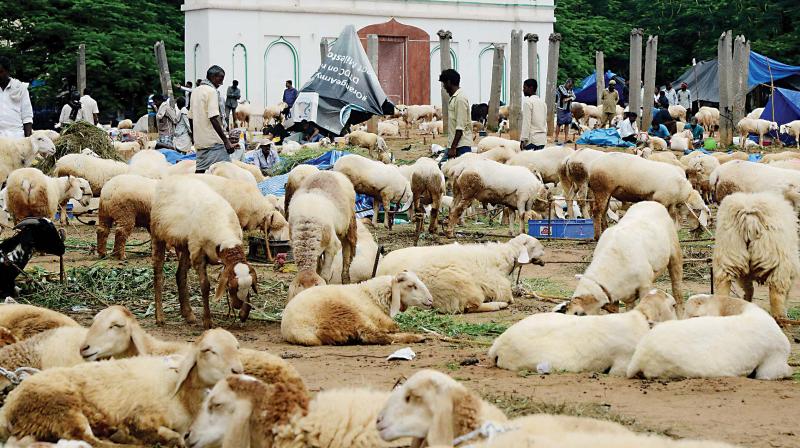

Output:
xmin=600 ymin=80 xmax=619 ymax=128
xmin=677 ymin=82 xmax=692 ymax=115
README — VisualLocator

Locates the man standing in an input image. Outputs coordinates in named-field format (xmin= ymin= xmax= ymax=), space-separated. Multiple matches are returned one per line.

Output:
xmin=520 ymin=79 xmax=547 ymax=151
xmin=439 ymin=69 xmax=472 ymax=158
xmin=677 ymin=82 xmax=692 ymax=115
xmin=617 ymin=112 xmax=639 ymax=143
xmin=0 ymin=56 xmax=33 ymax=138
xmin=282 ymin=80 xmax=298 ymax=117
xmin=555 ymin=78 xmax=575 ymax=143
xmin=58 ymin=91 xmax=83 ymax=129
xmin=600 ymin=80 xmax=619 ymax=128
xmin=665 ymin=82 xmax=678 ymax=106
xmin=188 ymin=65 xmax=234 ymax=173
xmin=79 ymin=87 xmax=100 ymax=124
xmin=173 ymin=96 xmax=193 ymax=153
xmin=225 ymin=80 xmax=241 ymax=128
xmin=154 ymin=94 xmax=177 ymax=150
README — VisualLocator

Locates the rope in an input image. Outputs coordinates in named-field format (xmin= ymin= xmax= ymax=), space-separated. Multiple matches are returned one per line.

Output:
xmin=453 ymin=421 xmax=519 ymax=446
xmin=0 ymin=366 xmax=39 ymax=385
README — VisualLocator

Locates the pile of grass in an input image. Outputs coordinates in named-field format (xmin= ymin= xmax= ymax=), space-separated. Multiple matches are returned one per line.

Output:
xmin=267 ymin=145 xmax=371 ymax=176
xmin=38 ymin=121 xmax=122 ymax=173
xmin=395 ymin=308 xmax=508 ymax=339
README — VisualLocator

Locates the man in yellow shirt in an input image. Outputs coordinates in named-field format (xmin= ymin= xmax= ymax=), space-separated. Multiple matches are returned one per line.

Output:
xmin=188 ymin=65 xmax=235 ymax=173
xmin=520 ymin=79 xmax=548 ymax=150
xmin=600 ymin=80 xmax=619 ymax=128
xmin=439 ymin=69 xmax=473 ymax=158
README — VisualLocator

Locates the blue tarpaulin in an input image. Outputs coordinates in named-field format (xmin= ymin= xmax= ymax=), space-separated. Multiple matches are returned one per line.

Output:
xmin=576 ymin=128 xmax=635 ymax=147
xmin=758 ymin=87 xmax=800 ymax=146
xmin=573 ymin=70 xmax=625 ymax=105
xmin=158 ymin=149 xmax=196 ymax=164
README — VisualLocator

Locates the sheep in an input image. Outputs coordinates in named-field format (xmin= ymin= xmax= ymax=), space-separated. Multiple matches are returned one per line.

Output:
xmin=709 ymin=150 xmax=748 ymax=164
xmin=669 ymin=129 xmax=694 ymax=151
xmin=376 ymin=369 xmax=508 ymax=447
xmin=207 ymin=160 xmax=257 ymax=185
xmin=637 ymin=147 xmax=684 ymax=168
xmin=398 ymin=157 xmax=444 ymax=234
xmin=0 ymin=329 xmax=243 ymax=446
xmin=281 ymin=272 xmax=432 ymax=346
xmin=301 ymin=137 xmax=333 ymax=151
xmin=263 ymin=101 xmax=288 ymax=125
xmin=498 ymin=105 xmax=509 ymax=120
xmin=490 ymin=289 xmax=677 ymax=374
xmin=284 ymin=164 xmax=319 ymax=218
xmin=345 ymin=130 xmax=390 ymax=163
xmin=53 ymin=153 xmax=129 ymax=196
xmin=166 ymin=159 xmax=197 ymax=176
xmin=328 ymin=220 xmax=379 ymax=284
xmin=232 ymin=159 xmax=265 ymax=182
xmin=117 ymin=118 xmax=133 ymax=129
xmin=627 ymin=295 xmax=792 ymax=380
xmin=558 ymin=147 xmax=605 ymax=219
xmin=0 ymin=304 xmax=79 ymax=342
xmin=779 ymin=120 xmax=800 ymax=149
xmin=378 ymin=119 xmax=401 ymax=137
xmin=581 ymin=104 xmax=603 ymax=128
xmin=418 ymin=120 xmax=443 ymax=137
xmin=5 ymin=168 xmax=91 ymax=224
xmin=471 ymin=431 xmax=737 ymax=448
xmin=760 ymin=150 xmax=800 ymax=164
xmin=95 ymin=174 xmax=157 ymax=259
xmin=234 ymin=101 xmax=266 ymax=130
xmin=447 ymin=158 xmax=546 ymax=236
xmin=587 ymin=152 xmax=710 ymax=239
xmin=401 ymin=104 xmax=436 ymax=125
xmin=112 ymin=140 xmax=141 ymax=160
xmin=737 ymin=117 xmax=778 ymax=147
xmin=712 ymin=191 xmax=799 ymax=319
xmin=648 ymin=135 xmax=668 ymax=151
xmin=287 ymin=171 xmax=357 ymax=299
xmin=476 ymin=136 xmax=519 ymax=153
xmin=767 ymin=159 xmax=800 ymax=170
xmin=506 ymin=146 xmax=574 ymax=184
xmin=747 ymin=107 xmax=765 ymax=119
xmin=377 ymin=234 xmax=545 ymax=313
xmin=128 ymin=149 xmax=170 ymax=179
xmin=151 ymin=176 xmax=258 ymax=328
xmin=685 ymin=154 xmax=720 ymax=203
xmin=279 ymin=139 xmax=303 ymax=156
xmin=0 ymin=134 xmax=56 ymax=185
xmin=710 ymin=160 xmax=800 ymax=204
xmin=563 ymin=201 xmax=683 ymax=315
xmin=32 ymin=130 xmax=60 ymax=145
xmin=668 ymin=104 xmax=687 ymax=122
xmin=695 ymin=106 xmax=720 ymax=136
xmin=333 ymin=154 xmax=411 ymax=229
xmin=0 ymin=326 xmax=87 ymax=373
xmin=476 ymin=145 xmax=518 ymax=164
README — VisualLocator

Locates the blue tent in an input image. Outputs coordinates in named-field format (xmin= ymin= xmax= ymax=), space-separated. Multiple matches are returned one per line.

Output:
xmin=758 ymin=87 xmax=800 ymax=145
xmin=573 ymin=70 xmax=625 ymax=104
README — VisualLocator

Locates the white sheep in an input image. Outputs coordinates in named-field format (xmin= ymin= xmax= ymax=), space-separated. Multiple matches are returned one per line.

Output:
xmin=760 ymin=150 xmax=800 ymax=164
xmin=280 ymin=140 xmax=303 ymax=155
xmin=53 ymin=153 xmax=129 ymax=196
xmin=5 ymin=168 xmax=91 ymax=224
xmin=696 ymin=106 xmax=720 ymax=136
xmin=207 ymin=160 xmax=258 ymax=185
xmin=281 ymin=272 xmax=432 ymax=346
xmin=128 ymin=149 xmax=170 ymax=179
xmin=669 ymin=129 xmax=694 ymax=151
xmin=0 ymin=326 xmax=87 ymax=373
xmin=328 ymin=220 xmax=379 ymax=284
xmin=96 ymin=174 xmax=157 ymax=259
xmin=563 ymin=201 xmax=683 ymax=315
xmin=668 ymin=104 xmax=687 ymax=122
xmin=263 ymin=101 xmax=288 ymax=125
xmin=0 ymin=303 xmax=79 ymax=341
xmin=473 ymin=430 xmax=737 ymax=448
xmin=345 ymin=130 xmax=390 ymax=163
xmin=418 ymin=119 xmax=443 ymax=137
xmin=767 ymin=159 xmax=800 ymax=170
xmin=476 ymin=136 xmax=519 ymax=153
xmin=627 ymin=295 xmax=793 ymax=380
xmin=490 ymin=289 xmax=677 ymax=374
xmin=779 ymin=120 xmax=800 ymax=149
xmin=333 ymin=154 xmax=411 ymax=229
xmin=737 ymin=117 xmax=778 ymax=147
xmin=301 ymin=137 xmax=333 ymax=151
xmin=685 ymin=154 xmax=720 ymax=203
xmin=398 ymin=157 xmax=445 ymax=234
xmin=232 ymin=159 xmax=265 ymax=182
xmin=112 ymin=140 xmax=142 ymax=160
xmin=401 ymin=104 xmax=436 ymax=125
xmin=713 ymin=191 xmax=799 ymax=319
xmin=709 ymin=151 xmax=748 ymax=164
xmin=377 ymin=234 xmax=545 ymax=313
xmin=0 ymin=134 xmax=56 ymax=184
xmin=710 ymin=159 xmax=800 ymax=204
xmin=117 ymin=118 xmax=133 ymax=129
xmin=647 ymin=135 xmax=668 ymax=151
xmin=378 ymin=119 xmax=401 ymax=137
xmin=558 ymin=147 xmax=606 ymax=219
xmin=506 ymin=146 xmax=574 ymax=184
xmin=636 ymin=147 xmax=684 ymax=169
xmin=284 ymin=164 xmax=319 ymax=218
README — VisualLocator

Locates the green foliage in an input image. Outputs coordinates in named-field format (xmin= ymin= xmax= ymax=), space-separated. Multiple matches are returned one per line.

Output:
xmin=0 ymin=0 xmax=185 ymax=119
xmin=395 ymin=309 xmax=508 ymax=339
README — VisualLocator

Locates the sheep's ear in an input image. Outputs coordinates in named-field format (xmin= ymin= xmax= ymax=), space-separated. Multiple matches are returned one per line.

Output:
xmin=249 ymin=266 xmax=258 ymax=294
xmin=389 ymin=275 xmax=403 ymax=318
xmin=172 ymin=349 xmax=199 ymax=396
xmin=214 ymin=265 xmax=230 ymax=303
xmin=426 ymin=387 xmax=456 ymax=446
xmin=129 ymin=321 xmax=149 ymax=356
xmin=221 ymin=406 xmax=252 ymax=448
xmin=517 ymin=247 xmax=530 ymax=264
xmin=699 ymin=209 xmax=709 ymax=228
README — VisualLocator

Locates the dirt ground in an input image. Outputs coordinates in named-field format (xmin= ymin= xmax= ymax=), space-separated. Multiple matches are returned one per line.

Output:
xmin=16 ymin=129 xmax=800 ymax=448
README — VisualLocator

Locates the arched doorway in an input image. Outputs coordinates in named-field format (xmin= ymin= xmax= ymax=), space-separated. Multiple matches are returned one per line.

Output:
xmin=264 ymin=37 xmax=299 ymax=105
xmin=232 ymin=43 xmax=248 ymax=100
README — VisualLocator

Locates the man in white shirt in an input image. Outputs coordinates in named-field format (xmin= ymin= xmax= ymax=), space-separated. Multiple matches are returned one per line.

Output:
xmin=676 ymin=82 xmax=692 ymax=113
xmin=58 ymin=91 xmax=85 ymax=128
xmin=665 ymin=82 xmax=678 ymax=106
xmin=617 ymin=112 xmax=639 ymax=143
xmin=0 ymin=56 xmax=33 ymax=138
xmin=79 ymin=88 xmax=100 ymax=124
xmin=520 ymin=78 xmax=547 ymax=150
xmin=188 ymin=65 xmax=234 ymax=172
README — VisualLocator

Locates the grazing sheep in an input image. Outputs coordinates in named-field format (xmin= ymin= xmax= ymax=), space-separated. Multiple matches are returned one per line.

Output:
xmin=287 ymin=171 xmax=357 ymax=299
xmin=695 ymin=106 xmax=720 ymax=136
xmin=0 ymin=303 xmax=79 ymax=341
xmin=345 ymin=130 xmax=390 ymax=162
xmin=490 ymin=290 xmax=677 ymax=374
xmin=117 ymin=118 xmax=133 ymax=129
xmin=668 ymin=105 xmax=687 ymax=122
xmin=53 ymin=153 xmax=129 ymax=196
xmin=760 ymin=150 xmax=800 ymax=164
xmin=333 ymin=154 xmax=411 ymax=229
xmin=476 ymin=136 xmax=519 ymax=153
xmin=713 ymin=191 xmax=799 ymax=319
xmin=401 ymin=104 xmax=436 ymax=125
xmin=232 ymin=160 xmax=265 ymax=182
xmin=779 ymin=120 xmax=800 ymax=149
xmin=0 ymin=326 xmax=87 ymax=372
xmin=685 ymin=154 xmax=720 ymax=203
xmin=588 ymin=152 xmax=709 ymax=239
xmin=558 ymin=147 xmax=605 ymax=219
xmin=378 ymin=119 xmax=401 ymax=137
xmin=376 ymin=369 xmax=507 ymax=447
xmin=112 ymin=140 xmax=142 ymax=160
xmin=281 ymin=272 xmax=432 ymax=346
xmin=737 ymin=117 xmax=778 ymax=147
xmin=5 ymin=168 xmax=91 ymax=224
xmin=398 ymin=157 xmax=445 ymax=233
xmin=377 ymin=234 xmax=545 ymax=313
xmin=710 ymin=160 xmax=800 ymax=204
xmin=207 ymin=160 xmax=258 ymax=185
xmin=284 ymin=164 xmax=319 ymax=218
xmin=563 ymin=202 xmax=683 ymax=315
xmin=95 ymin=174 xmax=156 ymax=259
xmin=0 ymin=134 xmax=56 ymax=185
xmin=263 ymin=102 xmax=288 ymax=125
xmin=151 ymin=176 xmax=258 ymax=328
xmin=506 ymin=146 xmax=574 ymax=184
xmin=329 ymin=220 xmax=379 ymax=284
xmin=129 ymin=149 xmax=170 ymax=179
xmin=627 ymin=295 xmax=792 ymax=380
xmin=418 ymin=120 xmax=443 ymax=137
xmin=0 ymin=329 xmax=243 ymax=446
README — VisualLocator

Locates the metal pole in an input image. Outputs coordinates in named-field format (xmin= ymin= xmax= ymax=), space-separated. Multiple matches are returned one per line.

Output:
xmin=437 ymin=29 xmax=453 ymax=135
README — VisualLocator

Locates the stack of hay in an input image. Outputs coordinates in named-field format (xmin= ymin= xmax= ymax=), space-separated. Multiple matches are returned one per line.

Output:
xmin=38 ymin=121 xmax=123 ymax=173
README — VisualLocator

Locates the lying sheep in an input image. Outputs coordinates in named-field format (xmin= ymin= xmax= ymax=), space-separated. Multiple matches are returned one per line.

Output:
xmin=301 ymin=137 xmax=333 ymax=151
xmin=506 ymin=146 xmax=574 ymax=184
xmin=779 ymin=120 xmax=800 ymax=149
xmin=281 ymin=272 xmax=432 ymax=346
xmin=378 ymin=119 xmax=401 ymax=137
xmin=333 ymin=154 xmax=411 ymax=229
xmin=0 ymin=303 xmax=79 ymax=341
xmin=713 ymin=191 xmax=799 ymax=319
xmin=418 ymin=119 xmax=443 ymax=137
xmin=232 ymin=159 xmax=265 ymax=182
xmin=280 ymin=140 xmax=303 ymax=155
xmin=558 ymin=147 xmax=605 ymax=219
xmin=0 ymin=326 xmax=87 ymax=373
xmin=117 ymin=118 xmax=133 ymax=129
xmin=112 ymin=140 xmax=141 ymax=160
xmin=208 ymin=160 xmax=258 ymax=185
xmin=627 ymin=295 xmax=792 ymax=380
xmin=129 ymin=149 xmax=170 ymax=179
xmin=490 ymin=290 xmax=677 ymax=374
xmin=768 ymin=159 xmax=800 ymax=170
xmin=0 ymin=329 xmax=243 ymax=446
xmin=345 ymin=130 xmax=390 ymax=162
xmin=377 ymin=234 xmax=545 ymax=313
xmin=473 ymin=430 xmax=737 ymax=448
xmin=710 ymin=151 xmax=748 ymax=164
xmin=5 ymin=168 xmax=91 ymax=224
xmin=476 ymin=136 xmax=519 ymax=153
xmin=760 ymin=150 xmax=800 ymax=164
xmin=0 ymin=134 xmax=56 ymax=185
xmin=284 ymin=164 xmax=319 ymax=218
xmin=54 ymin=153 xmax=129 ymax=196
xmin=563 ymin=202 xmax=683 ymax=315
xmin=737 ymin=117 xmax=778 ymax=147
xmin=398 ymin=157 xmax=445 ymax=234
xmin=711 ymin=160 xmax=800 ymax=204
xmin=96 ymin=174 xmax=157 ymax=259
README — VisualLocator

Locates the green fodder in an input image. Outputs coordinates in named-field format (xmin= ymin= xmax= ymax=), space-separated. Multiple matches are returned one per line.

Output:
xmin=396 ymin=308 xmax=508 ymax=339
xmin=267 ymin=145 xmax=370 ymax=175
xmin=38 ymin=121 xmax=122 ymax=173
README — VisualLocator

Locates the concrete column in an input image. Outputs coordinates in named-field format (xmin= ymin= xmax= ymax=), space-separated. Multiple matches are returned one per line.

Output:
xmin=366 ymin=34 xmax=379 ymax=133
xmin=154 ymin=41 xmax=174 ymax=105
xmin=320 ymin=38 xmax=328 ymax=64
xmin=544 ymin=33 xmax=561 ymax=137
xmin=437 ymin=29 xmax=452 ymax=135
xmin=718 ymin=30 xmax=733 ymax=145
xmin=628 ymin=29 xmax=643 ymax=119
xmin=641 ymin=35 xmax=658 ymax=132
xmin=595 ymin=51 xmax=605 ymax=107
xmin=487 ymin=44 xmax=505 ymax=132
xmin=524 ymin=33 xmax=538 ymax=81
xmin=732 ymin=35 xmax=749 ymax=129
xmin=509 ymin=30 xmax=523 ymax=140
xmin=77 ymin=44 xmax=86 ymax=95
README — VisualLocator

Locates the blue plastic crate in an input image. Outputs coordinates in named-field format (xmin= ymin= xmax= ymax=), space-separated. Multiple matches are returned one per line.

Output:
xmin=528 ymin=219 xmax=594 ymax=239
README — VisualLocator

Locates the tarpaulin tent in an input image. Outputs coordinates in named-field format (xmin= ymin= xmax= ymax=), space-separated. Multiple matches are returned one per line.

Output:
xmin=758 ymin=87 xmax=800 ymax=145
xmin=290 ymin=25 xmax=394 ymax=135
xmin=573 ymin=70 xmax=626 ymax=105
xmin=673 ymin=52 xmax=800 ymax=103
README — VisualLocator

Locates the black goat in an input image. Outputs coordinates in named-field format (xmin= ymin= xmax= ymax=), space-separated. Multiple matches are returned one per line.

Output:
xmin=471 ymin=103 xmax=489 ymax=124
xmin=0 ymin=218 xmax=65 ymax=298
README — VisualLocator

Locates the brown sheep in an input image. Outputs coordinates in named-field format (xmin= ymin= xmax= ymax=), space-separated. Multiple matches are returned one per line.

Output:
xmin=96 ymin=174 xmax=157 ymax=260
xmin=399 ymin=157 xmax=445 ymax=234
xmin=0 ymin=304 xmax=79 ymax=341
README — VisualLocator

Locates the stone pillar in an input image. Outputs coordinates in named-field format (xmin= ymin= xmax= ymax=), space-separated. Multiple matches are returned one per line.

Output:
xmin=487 ymin=44 xmax=505 ymax=132
xmin=732 ymin=35 xmax=749 ymax=130
xmin=544 ymin=33 xmax=561 ymax=137
xmin=641 ymin=35 xmax=658 ymax=132
xmin=595 ymin=51 xmax=605 ymax=107
xmin=525 ymin=33 xmax=538 ymax=81
xmin=718 ymin=30 xmax=733 ymax=145
xmin=154 ymin=41 xmax=174 ymax=105
xmin=437 ymin=30 xmax=452 ymax=135
xmin=366 ymin=34 xmax=379 ymax=133
xmin=77 ymin=43 xmax=86 ymax=95
xmin=628 ymin=29 xmax=643 ymax=120
xmin=509 ymin=30 xmax=523 ymax=140
xmin=320 ymin=38 xmax=328 ymax=64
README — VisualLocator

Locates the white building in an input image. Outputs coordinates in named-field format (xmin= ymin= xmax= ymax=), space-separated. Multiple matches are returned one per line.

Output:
xmin=183 ymin=0 xmax=555 ymax=109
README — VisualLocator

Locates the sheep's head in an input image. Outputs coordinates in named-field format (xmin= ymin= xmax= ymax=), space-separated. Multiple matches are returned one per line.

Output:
xmin=682 ymin=294 xmax=747 ymax=318
xmin=215 ymin=247 xmax=258 ymax=322
xmin=186 ymin=375 xmax=257 ymax=448
xmin=319 ymin=137 xmax=332 ymax=147
xmin=634 ymin=289 xmax=678 ymax=325
xmin=30 ymin=134 xmax=56 ymax=157
xmin=769 ymin=121 xmax=779 ymax=132
xmin=399 ymin=182 xmax=413 ymax=208
xmin=779 ymin=124 xmax=788 ymax=134
xmin=377 ymin=136 xmax=388 ymax=152
xmin=265 ymin=210 xmax=289 ymax=241
xmin=68 ymin=176 xmax=93 ymax=206
xmin=390 ymin=271 xmax=433 ymax=317
xmin=80 ymin=305 xmax=143 ymax=361
xmin=682 ymin=189 xmax=710 ymax=230
xmin=287 ymin=269 xmax=326 ymax=301
xmin=562 ymin=275 xmax=609 ymax=316
xmin=510 ymin=234 xmax=545 ymax=266
xmin=175 ymin=328 xmax=243 ymax=393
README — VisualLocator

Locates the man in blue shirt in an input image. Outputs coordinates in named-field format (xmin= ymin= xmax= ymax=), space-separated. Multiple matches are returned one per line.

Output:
xmin=282 ymin=80 xmax=298 ymax=118
xmin=685 ymin=117 xmax=704 ymax=148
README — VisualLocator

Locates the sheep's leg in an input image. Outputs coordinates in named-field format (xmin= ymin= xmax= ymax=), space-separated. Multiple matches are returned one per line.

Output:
xmin=668 ymin=249 xmax=684 ymax=314
xmin=388 ymin=332 xmax=427 ymax=344
xmin=563 ymin=180 xmax=577 ymax=219
xmin=58 ymin=204 xmax=68 ymax=226
xmin=96 ymin=216 xmax=112 ymax=258
xmin=341 ymin=218 xmax=356 ymax=284
xmin=737 ymin=277 xmax=754 ymax=302
xmin=580 ymin=185 xmax=593 ymax=220
xmin=768 ymin=286 xmax=787 ymax=320
xmin=319 ymin=239 xmax=340 ymax=283
xmin=152 ymin=239 xmax=167 ymax=325
xmin=714 ymin=277 xmax=732 ymax=298
xmin=469 ymin=302 xmax=510 ymax=313
xmin=112 ymin=214 xmax=135 ymax=260
xmin=591 ymin=190 xmax=611 ymax=240
xmin=608 ymin=358 xmax=630 ymax=376
xmin=372 ymin=196 xmax=380 ymax=226
xmin=176 ymin=247 xmax=196 ymax=324
xmin=192 ymin=256 xmax=212 ymax=329
xmin=428 ymin=197 xmax=440 ymax=234
xmin=382 ymin=193 xmax=392 ymax=229
xmin=507 ymin=208 xmax=516 ymax=236
xmin=446 ymin=194 xmax=470 ymax=238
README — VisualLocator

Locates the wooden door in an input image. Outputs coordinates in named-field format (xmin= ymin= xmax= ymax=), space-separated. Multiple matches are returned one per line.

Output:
xmin=378 ymin=36 xmax=406 ymax=105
